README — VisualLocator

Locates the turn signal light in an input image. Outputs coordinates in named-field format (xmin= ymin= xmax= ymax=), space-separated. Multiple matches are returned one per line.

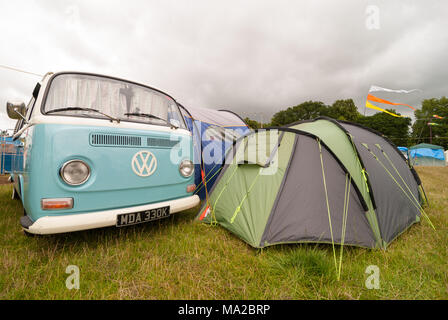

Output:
xmin=41 ymin=198 xmax=74 ymax=210
xmin=186 ymin=184 xmax=196 ymax=193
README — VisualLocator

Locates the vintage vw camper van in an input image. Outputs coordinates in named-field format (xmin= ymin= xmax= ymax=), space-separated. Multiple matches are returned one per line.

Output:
xmin=6 ymin=71 xmax=199 ymax=235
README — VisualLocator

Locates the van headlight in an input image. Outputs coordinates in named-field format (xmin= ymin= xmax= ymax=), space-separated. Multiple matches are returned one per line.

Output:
xmin=179 ymin=159 xmax=194 ymax=177
xmin=60 ymin=160 xmax=91 ymax=185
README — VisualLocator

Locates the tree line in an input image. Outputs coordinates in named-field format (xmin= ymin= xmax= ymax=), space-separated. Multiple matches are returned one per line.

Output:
xmin=244 ymin=97 xmax=448 ymax=148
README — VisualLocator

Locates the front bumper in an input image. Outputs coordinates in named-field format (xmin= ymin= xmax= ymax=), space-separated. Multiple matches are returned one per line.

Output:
xmin=22 ymin=195 xmax=200 ymax=235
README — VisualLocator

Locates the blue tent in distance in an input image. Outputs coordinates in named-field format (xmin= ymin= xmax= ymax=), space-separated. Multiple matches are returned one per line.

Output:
xmin=409 ymin=143 xmax=445 ymax=166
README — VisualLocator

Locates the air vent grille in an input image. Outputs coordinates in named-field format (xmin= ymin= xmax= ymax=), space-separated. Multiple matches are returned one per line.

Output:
xmin=91 ymin=134 xmax=142 ymax=147
xmin=147 ymin=137 xmax=180 ymax=148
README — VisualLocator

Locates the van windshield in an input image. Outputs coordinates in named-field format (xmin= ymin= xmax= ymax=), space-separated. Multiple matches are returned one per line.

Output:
xmin=43 ymin=73 xmax=186 ymax=128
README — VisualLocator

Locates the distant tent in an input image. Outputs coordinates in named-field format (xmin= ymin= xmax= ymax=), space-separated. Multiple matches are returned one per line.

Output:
xmin=409 ymin=143 xmax=446 ymax=167
xmin=397 ymin=147 xmax=409 ymax=159
xmin=198 ymin=117 xmax=429 ymax=250
xmin=179 ymin=105 xmax=250 ymax=199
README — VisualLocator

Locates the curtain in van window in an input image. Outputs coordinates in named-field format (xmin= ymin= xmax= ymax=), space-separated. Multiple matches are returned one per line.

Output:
xmin=46 ymin=75 xmax=126 ymax=116
xmin=44 ymin=74 xmax=181 ymax=127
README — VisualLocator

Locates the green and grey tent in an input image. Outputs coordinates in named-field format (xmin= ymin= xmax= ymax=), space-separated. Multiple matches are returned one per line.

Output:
xmin=197 ymin=117 xmax=430 ymax=250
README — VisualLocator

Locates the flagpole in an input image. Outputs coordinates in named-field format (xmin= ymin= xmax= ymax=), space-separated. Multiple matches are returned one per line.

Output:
xmin=429 ymin=123 xmax=432 ymax=144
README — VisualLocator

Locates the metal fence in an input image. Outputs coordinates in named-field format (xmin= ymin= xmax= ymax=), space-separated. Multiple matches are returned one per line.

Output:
xmin=1 ymin=134 xmax=18 ymax=174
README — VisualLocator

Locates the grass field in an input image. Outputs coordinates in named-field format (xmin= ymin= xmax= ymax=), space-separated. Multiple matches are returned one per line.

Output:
xmin=0 ymin=167 xmax=447 ymax=300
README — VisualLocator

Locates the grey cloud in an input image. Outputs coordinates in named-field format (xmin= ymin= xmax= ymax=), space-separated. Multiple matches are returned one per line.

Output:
xmin=1 ymin=0 xmax=447 ymax=128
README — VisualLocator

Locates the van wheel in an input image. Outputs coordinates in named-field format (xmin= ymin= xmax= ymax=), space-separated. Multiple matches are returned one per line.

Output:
xmin=23 ymin=230 xmax=36 ymax=237
xmin=21 ymin=210 xmax=36 ymax=237
xmin=12 ymin=187 xmax=20 ymax=200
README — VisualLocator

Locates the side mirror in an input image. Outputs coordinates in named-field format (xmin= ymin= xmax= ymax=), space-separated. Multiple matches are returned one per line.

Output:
xmin=169 ymin=118 xmax=180 ymax=129
xmin=6 ymin=101 xmax=27 ymax=120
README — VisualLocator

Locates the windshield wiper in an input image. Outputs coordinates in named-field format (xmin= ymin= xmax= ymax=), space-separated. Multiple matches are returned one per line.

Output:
xmin=123 ymin=112 xmax=177 ymax=128
xmin=46 ymin=107 xmax=120 ymax=123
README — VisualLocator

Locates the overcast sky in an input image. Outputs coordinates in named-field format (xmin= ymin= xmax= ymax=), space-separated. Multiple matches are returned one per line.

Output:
xmin=1 ymin=0 xmax=447 ymax=130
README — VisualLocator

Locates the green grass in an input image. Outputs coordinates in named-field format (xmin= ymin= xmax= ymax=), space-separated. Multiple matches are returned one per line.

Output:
xmin=0 ymin=167 xmax=447 ymax=299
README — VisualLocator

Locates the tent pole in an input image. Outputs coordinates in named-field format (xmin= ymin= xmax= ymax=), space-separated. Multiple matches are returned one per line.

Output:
xmin=364 ymin=145 xmax=435 ymax=230
xmin=317 ymin=139 xmax=339 ymax=279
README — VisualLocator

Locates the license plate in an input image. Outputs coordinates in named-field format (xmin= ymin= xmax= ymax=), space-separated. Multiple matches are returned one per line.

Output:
xmin=116 ymin=206 xmax=171 ymax=227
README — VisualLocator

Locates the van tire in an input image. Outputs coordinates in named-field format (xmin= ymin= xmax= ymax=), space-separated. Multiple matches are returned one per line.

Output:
xmin=12 ymin=186 xmax=20 ymax=200
xmin=21 ymin=210 xmax=37 ymax=237
xmin=23 ymin=230 xmax=36 ymax=237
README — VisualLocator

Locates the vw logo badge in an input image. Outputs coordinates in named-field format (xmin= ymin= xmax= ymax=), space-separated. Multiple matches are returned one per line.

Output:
xmin=131 ymin=151 xmax=157 ymax=177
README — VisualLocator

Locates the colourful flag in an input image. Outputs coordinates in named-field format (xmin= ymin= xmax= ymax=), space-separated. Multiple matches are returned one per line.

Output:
xmin=365 ymin=85 xmax=420 ymax=117
xmin=369 ymin=85 xmax=421 ymax=94
xmin=427 ymin=122 xmax=440 ymax=126
xmin=433 ymin=115 xmax=444 ymax=119
xmin=365 ymin=101 xmax=402 ymax=117
xmin=367 ymin=94 xmax=415 ymax=110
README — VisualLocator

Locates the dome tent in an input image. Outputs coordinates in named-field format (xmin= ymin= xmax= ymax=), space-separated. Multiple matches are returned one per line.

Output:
xmin=409 ymin=143 xmax=446 ymax=167
xmin=179 ymin=105 xmax=250 ymax=199
xmin=197 ymin=117 xmax=430 ymax=250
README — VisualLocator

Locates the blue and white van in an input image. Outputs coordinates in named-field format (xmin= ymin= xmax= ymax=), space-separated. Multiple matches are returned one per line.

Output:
xmin=6 ymin=71 xmax=199 ymax=235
